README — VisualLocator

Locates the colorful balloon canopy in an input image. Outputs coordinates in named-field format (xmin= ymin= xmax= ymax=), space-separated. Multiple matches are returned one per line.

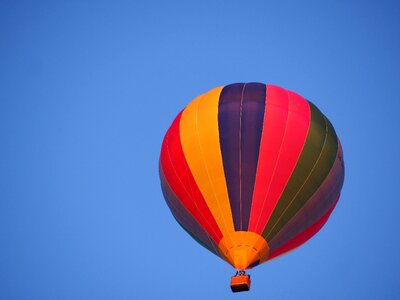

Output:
xmin=159 ymin=83 xmax=344 ymax=271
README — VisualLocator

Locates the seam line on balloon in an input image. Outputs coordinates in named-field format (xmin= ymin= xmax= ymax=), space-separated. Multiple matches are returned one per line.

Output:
xmin=259 ymin=92 xmax=311 ymax=237
xmin=253 ymin=88 xmax=290 ymax=234
xmin=265 ymin=115 xmax=330 ymax=239
xmin=193 ymin=96 xmax=234 ymax=245
xmin=165 ymin=128 xmax=221 ymax=242
xmin=268 ymin=157 xmax=342 ymax=250
xmin=238 ymin=83 xmax=246 ymax=231
xmin=163 ymin=178 xmax=218 ymax=255
xmin=248 ymin=83 xmax=267 ymax=233
xmin=266 ymin=196 xmax=339 ymax=262
xmin=269 ymin=144 xmax=341 ymax=244
xmin=161 ymin=165 xmax=219 ymax=253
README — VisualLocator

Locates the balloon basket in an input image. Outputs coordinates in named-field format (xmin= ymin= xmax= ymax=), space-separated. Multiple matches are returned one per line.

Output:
xmin=230 ymin=273 xmax=251 ymax=293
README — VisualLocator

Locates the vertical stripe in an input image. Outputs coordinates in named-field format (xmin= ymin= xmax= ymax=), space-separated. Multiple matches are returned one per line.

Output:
xmin=218 ymin=83 xmax=266 ymax=231
xmin=179 ymin=86 xmax=235 ymax=241
xmin=240 ymin=83 xmax=266 ymax=230
xmin=248 ymin=86 xmax=311 ymax=234
xmin=160 ymin=166 xmax=220 ymax=256
xmin=160 ymin=111 xmax=223 ymax=243
xmin=218 ymin=83 xmax=265 ymax=231
xmin=268 ymin=141 xmax=344 ymax=252
xmin=262 ymin=102 xmax=338 ymax=241
xmin=218 ymin=83 xmax=243 ymax=231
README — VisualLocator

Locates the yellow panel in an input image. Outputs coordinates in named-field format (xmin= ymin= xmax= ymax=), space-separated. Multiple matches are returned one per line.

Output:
xmin=218 ymin=231 xmax=269 ymax=270
xmin=180 ymin=86 xmax=235 ymax=243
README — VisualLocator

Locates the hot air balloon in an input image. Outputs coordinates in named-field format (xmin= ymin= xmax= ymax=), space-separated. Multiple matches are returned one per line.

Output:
xmin=159 ymin=83 xmax=344 ymax=292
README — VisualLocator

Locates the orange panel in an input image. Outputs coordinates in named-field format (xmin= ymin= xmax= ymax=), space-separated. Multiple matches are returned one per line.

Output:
xmin=180 ymin=86 xmax=235 ymax=243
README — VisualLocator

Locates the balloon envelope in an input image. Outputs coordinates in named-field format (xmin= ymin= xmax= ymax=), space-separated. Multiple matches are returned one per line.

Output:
xmin=159 ymin=83 xmax=344 ymax=270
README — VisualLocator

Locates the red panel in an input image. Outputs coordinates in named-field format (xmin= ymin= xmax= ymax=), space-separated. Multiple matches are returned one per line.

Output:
xmin=248 ymin=85 xmax=311 ymax=233
xmin=160 ymin=111 xmax=223 ymax=243
xmin=267 ymin=197 xmax=339 ymax=260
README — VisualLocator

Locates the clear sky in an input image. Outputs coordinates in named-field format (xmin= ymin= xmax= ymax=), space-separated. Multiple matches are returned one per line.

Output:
xmin=1 ymin=1 xmax=399 ymax=299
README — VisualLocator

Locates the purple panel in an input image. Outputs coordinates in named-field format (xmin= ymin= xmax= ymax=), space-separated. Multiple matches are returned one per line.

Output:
xmin=269 ymin=141 xmax=345 ymax=252
xmin=218 ymin=83 xmax=266 ymax=231
xmin=159 ymin=165 xmax=220 ymax=256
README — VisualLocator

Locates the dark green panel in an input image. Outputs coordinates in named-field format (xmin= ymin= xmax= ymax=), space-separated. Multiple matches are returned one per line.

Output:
xmin=262 ymin=102 xmax=338 ymax=241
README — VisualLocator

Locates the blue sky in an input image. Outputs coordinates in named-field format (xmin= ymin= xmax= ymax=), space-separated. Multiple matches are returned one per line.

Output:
xmin=1 ymin=1 xmax=399 ymax=299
